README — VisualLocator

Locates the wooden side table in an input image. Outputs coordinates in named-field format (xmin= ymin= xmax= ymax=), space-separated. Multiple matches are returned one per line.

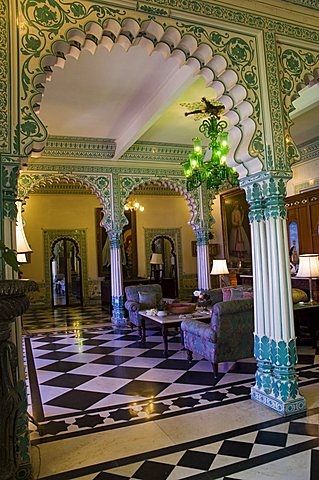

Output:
xmin=293 ymin=302 xmax=319 ymax=349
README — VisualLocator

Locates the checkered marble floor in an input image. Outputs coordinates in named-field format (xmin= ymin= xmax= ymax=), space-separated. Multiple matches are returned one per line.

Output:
xmin=24 ymin=307 xmax=319 ymax=480
xmin=61 ymin=409 xmax=319 ymax=480
xmin=23 ymin=305 xmax=110 ymax=332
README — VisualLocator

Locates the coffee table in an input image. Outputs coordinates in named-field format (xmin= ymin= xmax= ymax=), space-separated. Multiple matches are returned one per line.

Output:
xmin=139 ymin=310 xmax=211 ymax=356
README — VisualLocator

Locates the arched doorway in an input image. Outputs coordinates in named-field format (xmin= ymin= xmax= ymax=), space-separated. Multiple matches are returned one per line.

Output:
xmin=51 ymin=237 xmax=83 ymax=307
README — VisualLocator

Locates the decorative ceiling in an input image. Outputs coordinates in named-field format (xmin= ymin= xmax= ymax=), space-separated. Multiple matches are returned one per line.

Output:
xmin=38 ymin=34 xmax=318 ymax=163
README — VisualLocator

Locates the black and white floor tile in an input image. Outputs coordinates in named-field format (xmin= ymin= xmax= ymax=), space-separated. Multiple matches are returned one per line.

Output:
xmin=24 ymin=306 xmax=319 ymax=479
xmin=23 ymin=305 xmax=110 ymax=332
xmin=45 ymin=408 xmax=319 ymax=480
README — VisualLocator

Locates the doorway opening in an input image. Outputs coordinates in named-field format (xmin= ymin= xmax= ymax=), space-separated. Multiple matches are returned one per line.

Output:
xmin=51 ymin=237 xmax=83 ymax=307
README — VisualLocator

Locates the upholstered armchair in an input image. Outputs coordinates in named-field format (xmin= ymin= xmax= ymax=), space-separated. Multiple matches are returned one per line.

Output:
xmin=181 ymin=288 xmax=254 ymax=378
xmin=124 ymin=283 xmax=163 ymax=338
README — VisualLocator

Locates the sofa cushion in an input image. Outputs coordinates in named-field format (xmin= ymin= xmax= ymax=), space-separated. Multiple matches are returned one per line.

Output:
xmin=138 ymin=291 xmax=157 ymax=309
xmin=222 ymin=287 xmax=232 ymax=301
xmin=230 ymin=287 xmax=253 ymax=300
xmin=291 ymin=288 xmax=308 ymax=304
xmin=222 ymin=286 xmax=253 ymax=301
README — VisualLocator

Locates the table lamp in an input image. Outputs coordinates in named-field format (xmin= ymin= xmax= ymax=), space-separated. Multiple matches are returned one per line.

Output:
xmin=211 ymin=259 xmax=229 ymax=288
xmin=296 ymin=253 xmax=319 ymax=303
xmin=150 ymin=253 xmax=164 ymax=281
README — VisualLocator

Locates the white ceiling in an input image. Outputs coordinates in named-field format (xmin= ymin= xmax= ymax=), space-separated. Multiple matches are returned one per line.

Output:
xmin=38 ymin=43 xmax=318 ymax=159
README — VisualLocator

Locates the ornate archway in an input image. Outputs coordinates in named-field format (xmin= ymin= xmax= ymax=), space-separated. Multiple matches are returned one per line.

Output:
xmin=17 ymin=5 xmax=264 ymax=179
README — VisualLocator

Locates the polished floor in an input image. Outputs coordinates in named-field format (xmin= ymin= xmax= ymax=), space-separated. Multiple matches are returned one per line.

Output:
xmin=23 ymin=306 xmax=319 ymax=479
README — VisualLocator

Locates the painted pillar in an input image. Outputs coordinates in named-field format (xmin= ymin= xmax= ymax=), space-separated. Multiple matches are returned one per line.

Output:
xmin=1 ymin=157 xmax=33 ymax=478
xmin=245 ymin=177 xmax=306 ymax=416
xmin=195 ymin=184 xmax=213 ymax=290
xmin=109 ymin=227 xmax=126 ymax=327
xmin=196 ymin=229 xmax=211 ymax=290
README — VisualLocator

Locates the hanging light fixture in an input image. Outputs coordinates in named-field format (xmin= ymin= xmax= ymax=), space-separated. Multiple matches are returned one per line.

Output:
xmin=124 ymin=197 xmax=145 ymax=212
xmin=181 ymin=98 xmax=239 ymax=192
xmin=16 ymin=200 xmax=32 ymax=263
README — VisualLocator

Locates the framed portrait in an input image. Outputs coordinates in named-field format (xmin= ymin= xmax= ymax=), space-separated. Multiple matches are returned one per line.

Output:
xmin=220 ymin=189 xmax=252 ymax=269
xmin=95 ymin=208 xmax=138 ymax=278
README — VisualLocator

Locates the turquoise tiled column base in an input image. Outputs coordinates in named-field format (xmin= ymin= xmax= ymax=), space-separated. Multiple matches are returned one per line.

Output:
xmin=251 ymin=387 xmax=307 ymax=416
xmin=252 ymin=334 xmax=306 ymax=416
xmin=111 ymin=295 xmax=126 ymax=327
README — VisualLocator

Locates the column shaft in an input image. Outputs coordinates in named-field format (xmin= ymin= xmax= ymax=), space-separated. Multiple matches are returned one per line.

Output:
xmin=109 ymin=229 xmax=126 ymax=327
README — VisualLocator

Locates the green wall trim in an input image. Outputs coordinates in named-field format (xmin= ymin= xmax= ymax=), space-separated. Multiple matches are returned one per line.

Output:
xmin=296 ymin=136 xmax=319 ymax=164
xmin=148 ymin=0 xmax=319 ymax=41
xmin=43 ymin=135 xmax=116 ymax=159
xmin=0 ymin=0 xmax=9 ymax=152
xmin=281 ymin=0 xmax=319 ymax=11
xmin=43 ymin=229 xmax=89 ymax=307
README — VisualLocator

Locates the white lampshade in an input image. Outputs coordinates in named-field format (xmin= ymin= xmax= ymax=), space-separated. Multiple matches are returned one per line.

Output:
xmin=297 ymin=254 xmax=319 ymax=278
xmin=210 ymin=259 xmax=229 ymax=275
xmin=150 ymin=253 xmax=163 ymax=265
xmin=17 ymin=253 xmax=27 ymax=264
xmin=16 ymin=200 xmax=32 ymax=254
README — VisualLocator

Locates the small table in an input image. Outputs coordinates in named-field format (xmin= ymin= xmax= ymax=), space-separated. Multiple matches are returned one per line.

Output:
xmin=139 ymin=310 xmax=211 ymax=356
xmin=293 ymin=302 xmax=319 ymax=349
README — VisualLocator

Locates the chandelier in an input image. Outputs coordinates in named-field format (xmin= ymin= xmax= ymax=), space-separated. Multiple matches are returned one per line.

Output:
xmin=181 ymin=98 xmax=239 ymax=192
xmin=124 ymin=197 xmax=145 ymax=212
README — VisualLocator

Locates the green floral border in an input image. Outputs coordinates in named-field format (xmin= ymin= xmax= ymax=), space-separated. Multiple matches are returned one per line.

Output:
xmin=0 ymin=0 xmax=9 ymax=151
xmin=17 ymin=1 xmax=263 ymax=170
xmin=278 ymin=42 xmax=319 ymax=164
xmin=43 ymin=228 xmax=89 ymax=306
xmin=281 ymin=0 xmax=319 ymax=11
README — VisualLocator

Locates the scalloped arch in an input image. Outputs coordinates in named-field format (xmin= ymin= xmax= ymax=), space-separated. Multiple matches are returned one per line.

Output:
xmin=22 ymin=13 xmax=263 ymax=177
xmin=120 ymin=175 xmax=209 ymax=231
xmin=17 ymin=172 xmax=112 ymax=227
xmin=290 ymin=67 xmax=319 ymax=105
xmin=50 ymin=235 xmax=81 ymax=261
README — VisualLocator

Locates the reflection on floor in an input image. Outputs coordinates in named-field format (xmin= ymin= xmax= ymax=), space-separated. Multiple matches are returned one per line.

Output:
xmin=23 ymin=306 xmax=319 ymax=479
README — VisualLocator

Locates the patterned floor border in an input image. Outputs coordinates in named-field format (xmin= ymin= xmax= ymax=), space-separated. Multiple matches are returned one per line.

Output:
xmin=37 ymin=407 xmax=319 ymax=480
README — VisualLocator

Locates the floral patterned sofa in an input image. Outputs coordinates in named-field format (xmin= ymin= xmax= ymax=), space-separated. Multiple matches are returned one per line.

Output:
xmin=124 ymin=283 xmax=163 ymax=338
xmin=181 ymin=287 xmax=254 ymax=379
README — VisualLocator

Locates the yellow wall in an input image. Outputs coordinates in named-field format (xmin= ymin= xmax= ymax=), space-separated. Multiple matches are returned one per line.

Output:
xmin=135 ymin=195 xmax=197 ymax=277
xmin=20 ymin=193 xmax=101 ymax=282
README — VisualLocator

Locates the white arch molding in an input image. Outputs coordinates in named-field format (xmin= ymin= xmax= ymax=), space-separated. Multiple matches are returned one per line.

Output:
xmin=25 ymin=16 xmax=263 ymax=179
xmin=120 ymin=177 xmax=204 ymax=232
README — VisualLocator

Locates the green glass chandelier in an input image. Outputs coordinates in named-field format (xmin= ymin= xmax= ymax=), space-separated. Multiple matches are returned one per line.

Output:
xmin=181 ymin=98 xmax=239 ymax=192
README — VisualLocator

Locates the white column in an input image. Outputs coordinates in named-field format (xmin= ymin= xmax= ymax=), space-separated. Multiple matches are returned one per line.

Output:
xmin=247 ymin=178 xmax=306 ymax=416
xmin=109 ymin=228 xmax=126 ymax=327
xmin=197 ymin=243 xmax=211 ymax=290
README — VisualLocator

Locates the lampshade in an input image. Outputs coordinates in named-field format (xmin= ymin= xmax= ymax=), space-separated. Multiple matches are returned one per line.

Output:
xmin=16 ymin=200 xmax=32 ymax=254
xmin=150 ymin=253 xmax=163 ymax=265
xmin=296 ymin=254 xmax=319 ymax=278
xmin=17 ymin=253 xmax=27 ymax=264
xmin=210 ymin=259 xmax=229 ymax=275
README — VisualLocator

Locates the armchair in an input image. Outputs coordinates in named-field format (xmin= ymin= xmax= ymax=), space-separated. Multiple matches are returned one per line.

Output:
xmin=181 ymin=288 xmax=254 ymax=378
xmin=124 ymin=283 xmax=163 ymax=338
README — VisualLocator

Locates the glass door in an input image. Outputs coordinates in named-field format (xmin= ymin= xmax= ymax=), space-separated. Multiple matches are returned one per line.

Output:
xmin=51 ymin=238 xmax=83 ymax=307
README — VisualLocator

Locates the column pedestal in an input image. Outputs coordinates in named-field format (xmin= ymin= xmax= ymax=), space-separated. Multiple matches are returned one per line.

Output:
xmin=0 ymin=280 xmax=38 ymax=480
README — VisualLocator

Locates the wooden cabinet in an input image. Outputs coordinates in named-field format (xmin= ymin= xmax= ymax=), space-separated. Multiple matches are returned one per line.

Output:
xmin=286 ymin=188 xmax=319 ymax=254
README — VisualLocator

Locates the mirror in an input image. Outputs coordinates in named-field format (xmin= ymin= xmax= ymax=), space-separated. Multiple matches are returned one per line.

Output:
xmin=151 ymin=235 xmax=178 ymax=296
xmin=51 ymin=238 xmax=83 ymax=307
